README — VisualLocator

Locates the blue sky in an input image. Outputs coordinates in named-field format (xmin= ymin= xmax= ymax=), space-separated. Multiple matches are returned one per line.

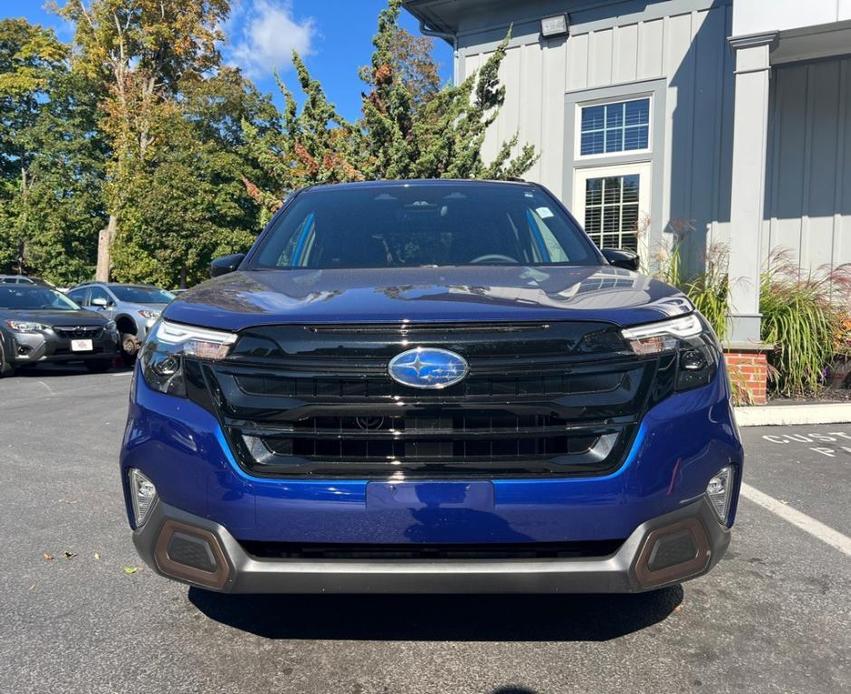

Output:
xmin=2 ymin=0 xmax=453 ymax=121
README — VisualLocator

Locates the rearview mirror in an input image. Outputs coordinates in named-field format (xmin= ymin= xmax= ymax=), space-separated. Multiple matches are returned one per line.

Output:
xmin=91 ymin=297 xmax=109 ymax=308
xmin=210 ymin=253 xmax=245 ymax=278
xmin=601 ymin=248 xmax=640 ymax=272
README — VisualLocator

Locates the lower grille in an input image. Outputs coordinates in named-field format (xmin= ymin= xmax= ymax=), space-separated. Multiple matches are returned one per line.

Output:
xmin=240 ymin=539 xmax=625 ymax=560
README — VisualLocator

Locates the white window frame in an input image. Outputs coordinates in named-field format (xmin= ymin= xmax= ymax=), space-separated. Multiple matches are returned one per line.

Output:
xmin=572 ymin=162 xmax=652 ymax=260
xmin=574 ymin=95 xmax=654 ymax=161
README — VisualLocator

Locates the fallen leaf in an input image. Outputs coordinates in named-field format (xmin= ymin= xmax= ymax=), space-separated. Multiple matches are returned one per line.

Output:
xmin=64 ymin=551 xmax=77 ymax=560
xmin=42 ymin=553 xmax=54 ymax=561
xmin=123 ymin=566 xmax=138 ymax=575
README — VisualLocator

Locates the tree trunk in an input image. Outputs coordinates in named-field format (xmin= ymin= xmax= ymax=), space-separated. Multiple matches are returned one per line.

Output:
xmin=96 ymin=215 xmax=118 ymax=281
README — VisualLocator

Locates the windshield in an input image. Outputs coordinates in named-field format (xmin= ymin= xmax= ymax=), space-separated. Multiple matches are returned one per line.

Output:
xmin=109 ymin=285 xmax=174 ymax=304
xmin=0 ymin=287 xmax=80 ymax=310
xmin=251 ymin=183 xmax=600 ymax=270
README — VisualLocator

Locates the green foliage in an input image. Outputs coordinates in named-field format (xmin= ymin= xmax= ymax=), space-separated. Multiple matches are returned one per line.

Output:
xmin=4 ymin=1 xmax=537 ymax=286
xmin=110 ymin=70 xmax=277 ymax=286
xmin=0 ymin=19 xmax=104 ymax=285
xmin=759 ymin=252 xmax=849 ymax=397
xmin=656 ymin=241 xmax=729 ymax=341
xmin=358 ymin=0 xmax=537 ymax=180
xmin=243 ymin=0 xmax=538 ymax=216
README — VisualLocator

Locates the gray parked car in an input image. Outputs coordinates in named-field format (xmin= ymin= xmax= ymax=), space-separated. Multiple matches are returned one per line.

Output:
xmin=66 ymin=282 xmax=174 ymax=363
xmin=0 ymin=275 xmax=36 ymax=285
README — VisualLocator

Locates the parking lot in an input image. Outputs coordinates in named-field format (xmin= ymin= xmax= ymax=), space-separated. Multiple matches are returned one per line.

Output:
xmin=0 ymin=367 xmax=849 ymax=694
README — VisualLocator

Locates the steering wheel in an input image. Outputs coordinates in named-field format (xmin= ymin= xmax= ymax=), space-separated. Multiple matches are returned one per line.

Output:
xmin=469 ymin=254 xmax=518 ymax=264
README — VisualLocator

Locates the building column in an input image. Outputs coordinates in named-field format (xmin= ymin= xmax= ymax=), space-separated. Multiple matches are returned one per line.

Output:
xmin=726 ymin=33 xmax=777 ymax=343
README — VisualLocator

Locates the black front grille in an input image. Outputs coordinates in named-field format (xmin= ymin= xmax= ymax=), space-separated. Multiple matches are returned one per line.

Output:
xmin=187 ymin=321 xmax=674 ymax=479
xmin=54 ymin=325 xmax=103 ymax=339
xmin=240 ymin=539 xmax=625 ymax=560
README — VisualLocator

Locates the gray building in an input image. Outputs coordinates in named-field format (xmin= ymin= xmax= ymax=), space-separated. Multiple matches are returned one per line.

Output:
xmin=404 ymin=0 xmax=851 ymax=344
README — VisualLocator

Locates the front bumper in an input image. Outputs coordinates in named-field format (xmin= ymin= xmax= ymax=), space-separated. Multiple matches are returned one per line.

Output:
xmin=8 ymin=330 xmax=119 ymax=364
xmin=133 ymin=495 xmax=730 ymax=593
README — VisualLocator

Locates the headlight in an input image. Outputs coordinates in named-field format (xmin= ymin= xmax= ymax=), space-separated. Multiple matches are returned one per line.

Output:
xmin=621 ymin=313 xmax=719 ymax=392
xmin=105 ymin=320 xmax=118 ymax=332
xmin=5 ymin=320 xmax=49 ymax=333
xmin=140 ymin=319 xmax=237 ymax=396
xmin=138 ymin=309 xmax=160 ymax=320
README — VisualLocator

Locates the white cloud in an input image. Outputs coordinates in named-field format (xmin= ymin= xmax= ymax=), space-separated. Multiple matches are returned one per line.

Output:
xmin=227 ymin=0 xmax=316 ymax=77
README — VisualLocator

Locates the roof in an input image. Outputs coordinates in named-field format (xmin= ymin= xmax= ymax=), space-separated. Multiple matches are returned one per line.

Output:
xmin=403 ymin=0 xmax=571 ymax=36
xmin=301 ymin=178 xmax=531 ymax=193
xmin=402 ymin=0 xmax=483 ymax=35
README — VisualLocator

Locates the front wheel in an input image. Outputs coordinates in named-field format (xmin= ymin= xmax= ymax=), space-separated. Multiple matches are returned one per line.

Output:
xmin=120 ymin=333 xmax=140 ymax=365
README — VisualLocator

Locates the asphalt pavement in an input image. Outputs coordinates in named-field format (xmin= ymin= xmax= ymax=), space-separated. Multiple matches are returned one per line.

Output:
xmin=0 ymin=365 xmax=849 ymax=693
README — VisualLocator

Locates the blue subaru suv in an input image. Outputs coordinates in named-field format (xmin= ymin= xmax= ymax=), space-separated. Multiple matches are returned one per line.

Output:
xmin=121 ymin=179 xmax=742 ymax=593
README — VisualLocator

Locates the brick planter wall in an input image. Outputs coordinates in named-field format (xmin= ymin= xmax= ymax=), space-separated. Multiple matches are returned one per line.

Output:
xmin=724 ymin=350 xmax=768 ymax=405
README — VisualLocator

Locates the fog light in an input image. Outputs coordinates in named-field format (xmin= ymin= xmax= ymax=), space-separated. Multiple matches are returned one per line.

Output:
xmin=129 ymin=468 xmax=157 ymax=526
xmin=706 ymin=466 xmax=734 ymax=523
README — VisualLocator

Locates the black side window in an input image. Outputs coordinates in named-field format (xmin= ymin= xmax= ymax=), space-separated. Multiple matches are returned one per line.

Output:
xmin=68 ymin=288 xmax=90 ymax=306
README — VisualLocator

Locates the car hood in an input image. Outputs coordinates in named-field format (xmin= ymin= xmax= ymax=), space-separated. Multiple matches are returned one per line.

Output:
xmin=163 ymin=266 xmax=692 ymax=332
xmin=0 ymin=309 xmax=110 ymax=327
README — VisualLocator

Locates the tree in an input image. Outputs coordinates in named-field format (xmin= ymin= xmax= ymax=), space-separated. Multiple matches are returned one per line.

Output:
xmin=358 ymin=0 xmax=536 ymax=180
xmin=244 ymin=0 xmax=538 ymax=212
xmin=109 ymin=69 xmax=278 ymax=286
xmin=388 ymin=26 xmax=441 ymax=110
xmin=242 ymin=55 xmax=363 ymax=222
xmin=0 ymin=19 xmax=105 ymax=284
xmin=56 ymin=0 xmax=231 ymax=279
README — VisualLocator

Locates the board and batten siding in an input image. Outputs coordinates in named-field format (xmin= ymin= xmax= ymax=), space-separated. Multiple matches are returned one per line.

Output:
xmin=457 ymin=0 xmax=735 ymax=272
xmin=765 ymin=56 xmax=851 ymax=274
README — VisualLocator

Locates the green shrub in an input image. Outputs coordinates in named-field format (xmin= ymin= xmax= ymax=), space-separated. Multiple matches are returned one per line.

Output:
xmin=759 ymin=251 xmax=850 ymax=397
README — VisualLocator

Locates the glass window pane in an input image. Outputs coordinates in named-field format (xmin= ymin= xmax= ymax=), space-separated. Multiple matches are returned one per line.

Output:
xmin=605 ymin=129 xmax=623 ymax=153
xmin=623 ymin=126 xmax=648 ymax=151
xmin=585 ymin=178 xmax=603 ymax=206
xmin=622 ymin=204 xmax=639 ymax=231
xmin=584 ymin=208 xmax=601 ymax=233
xmin=602 ymin=233 xmax=620 ymax=249
xmin=622 ymin=175 xmax=640 ymax=202
xmin=622 ymin=233 xmax=639 ymax=252
xmin=603 ymin=177 xmax=622 ymax=204
xmin=581 ymin=105 xmax=605 ymax=130
xmin=605 ymin=103 xmax=624 ymax=129
xmin=625 ymin=99 xmax=649 ymax=126
xmin=603 ymin=205 xmax=620 ymax=232
xmin=581 ymin=131 xmax=604 ymax=155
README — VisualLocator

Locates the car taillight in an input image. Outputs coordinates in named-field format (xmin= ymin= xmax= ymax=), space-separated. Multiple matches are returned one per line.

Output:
xmin=621 ymin=313 xmax=719 ymax=392
xmin=139 ymin=319 xmax=237 ymax=396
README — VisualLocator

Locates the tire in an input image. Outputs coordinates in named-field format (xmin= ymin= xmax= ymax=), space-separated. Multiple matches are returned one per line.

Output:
xmin=120 ymin=333 xmax=140 ymax=366
xmin=0 ymin=343 xmax=15 ymax=378
xmin=85 ymin=360 xmax=112 ymax=374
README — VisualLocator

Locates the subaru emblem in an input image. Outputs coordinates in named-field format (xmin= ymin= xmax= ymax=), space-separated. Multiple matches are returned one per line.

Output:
xmin=388 ymin=347 xmax=469 ymax=389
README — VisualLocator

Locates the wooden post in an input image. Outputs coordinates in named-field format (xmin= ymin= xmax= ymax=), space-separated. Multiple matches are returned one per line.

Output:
xmin=96 ymin=215 xmax=117 ymax=281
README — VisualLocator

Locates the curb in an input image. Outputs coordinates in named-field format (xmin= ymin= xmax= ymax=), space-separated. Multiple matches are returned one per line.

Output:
xmin=734 ymin=403 xmax=851 ymax=427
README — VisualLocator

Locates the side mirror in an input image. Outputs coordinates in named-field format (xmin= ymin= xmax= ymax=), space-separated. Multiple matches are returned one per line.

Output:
xmin=210 ymin=253 xmax=245 ymax=278
xmin=91 ymin=297 xmax=109 ymax=308
xmin=601 ymin=248 xmax=640 ymax=272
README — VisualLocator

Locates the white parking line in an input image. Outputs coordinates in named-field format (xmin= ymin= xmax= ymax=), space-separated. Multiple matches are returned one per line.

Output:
xmin=741 ymin=483 xmax=851 ymax=558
